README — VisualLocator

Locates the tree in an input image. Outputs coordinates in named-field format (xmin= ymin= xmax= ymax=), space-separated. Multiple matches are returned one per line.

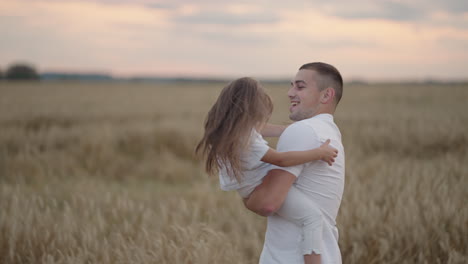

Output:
xmin=0 ymin=68 xmax=3 ymax=79
xmin=5 ymin=63 xmax=40 ymax=80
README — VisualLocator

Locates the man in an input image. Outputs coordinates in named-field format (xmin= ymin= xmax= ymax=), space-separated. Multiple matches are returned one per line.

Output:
xmin=245 ymin=62 xmax=345 ymax=264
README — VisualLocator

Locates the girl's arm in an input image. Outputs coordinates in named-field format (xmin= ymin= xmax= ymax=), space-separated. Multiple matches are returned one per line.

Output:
xmin=261 ymin=139 xmax=338 ymax=167
xmin=260 ymin=123 xmax=289 ymax=137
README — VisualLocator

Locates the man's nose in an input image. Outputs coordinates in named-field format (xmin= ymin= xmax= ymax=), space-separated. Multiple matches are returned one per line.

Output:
xmin=287 ymin=86 xmax=295 ymax=98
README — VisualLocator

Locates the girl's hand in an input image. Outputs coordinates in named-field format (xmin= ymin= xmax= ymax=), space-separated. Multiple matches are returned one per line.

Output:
xmin=319 ymin=139 xmax=338 ymax=166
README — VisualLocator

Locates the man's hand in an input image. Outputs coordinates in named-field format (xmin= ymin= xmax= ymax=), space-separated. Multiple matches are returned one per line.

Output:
xmin=244 ymin=169 xmax=296 ymax=216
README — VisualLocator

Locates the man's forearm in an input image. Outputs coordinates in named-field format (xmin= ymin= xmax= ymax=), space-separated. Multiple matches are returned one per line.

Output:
xmin=260 ymin=124 xmax=288 ymax=137
xmin=244 ymin=169 xmax=296 ymax=216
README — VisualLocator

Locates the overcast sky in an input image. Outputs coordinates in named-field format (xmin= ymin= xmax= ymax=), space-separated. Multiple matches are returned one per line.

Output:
xmin=1 ymin=0 xmax=467 ymax=80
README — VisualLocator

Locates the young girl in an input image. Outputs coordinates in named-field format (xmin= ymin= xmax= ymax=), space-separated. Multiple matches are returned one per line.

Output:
xmin=196 ymin=77 xmax=338 ymax=264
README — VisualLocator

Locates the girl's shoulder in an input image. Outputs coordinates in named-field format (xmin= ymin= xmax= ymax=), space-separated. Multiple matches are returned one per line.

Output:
xmin=250 ymin=129 xmax=268 ymax=146
xmin=250 ymin=129 xmax=265 ymax=141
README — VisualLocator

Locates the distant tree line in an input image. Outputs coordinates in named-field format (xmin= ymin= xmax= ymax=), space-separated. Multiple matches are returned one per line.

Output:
xmin=1 ymin=62 xmax=114 ymax=81
xmin=1 ymin=63 xmax=39 ymax=80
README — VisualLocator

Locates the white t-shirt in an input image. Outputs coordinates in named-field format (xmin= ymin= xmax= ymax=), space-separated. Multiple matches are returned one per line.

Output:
xmin=218 ymin=130 xmax=271 ymax=198
xmin=219 ymin=129 xmax=327 ymax=256
xmin=259 ymin=114 xmax=345 ymax=264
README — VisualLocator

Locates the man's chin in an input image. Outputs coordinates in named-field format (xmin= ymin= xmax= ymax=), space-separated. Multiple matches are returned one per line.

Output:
xmin=289 ymin=112 xmax=301 ymax=121
xmin=289 ymin=111 xmax=315 ymax=121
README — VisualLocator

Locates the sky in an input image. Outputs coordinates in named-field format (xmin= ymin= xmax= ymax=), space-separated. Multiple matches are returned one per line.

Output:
xmin=1 ymin=0 xmax=468 ymax=80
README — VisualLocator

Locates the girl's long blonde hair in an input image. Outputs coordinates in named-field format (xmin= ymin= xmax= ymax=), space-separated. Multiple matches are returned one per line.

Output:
xmin=196 ymin=77 xmax=273 ymax=182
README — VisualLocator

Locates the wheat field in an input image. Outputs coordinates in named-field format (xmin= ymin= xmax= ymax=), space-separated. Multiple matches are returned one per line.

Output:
xmin=0 ymin=81 xmax=467 ymax=264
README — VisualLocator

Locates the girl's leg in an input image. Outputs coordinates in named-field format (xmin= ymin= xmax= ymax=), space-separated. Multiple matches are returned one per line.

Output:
xmin=276 ymin=186 xmax=323 ymax=264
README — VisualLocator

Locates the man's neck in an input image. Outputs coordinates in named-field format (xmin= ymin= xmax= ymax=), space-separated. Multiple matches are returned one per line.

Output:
xmin=314 ymin=107 xmax=335 ymax=117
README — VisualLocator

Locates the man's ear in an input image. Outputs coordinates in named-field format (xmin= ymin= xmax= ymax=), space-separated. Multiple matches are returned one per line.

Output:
xmin=321 ymin=87 xmax=335 ymax=104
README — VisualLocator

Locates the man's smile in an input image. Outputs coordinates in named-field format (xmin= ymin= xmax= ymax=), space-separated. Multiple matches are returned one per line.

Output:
xmin=290 ymin=100 xmax=300 ymax=112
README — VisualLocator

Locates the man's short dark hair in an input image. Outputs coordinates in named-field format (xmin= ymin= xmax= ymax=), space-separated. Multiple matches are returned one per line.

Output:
xmin=300 ymin=62 xmax=343 ymax=105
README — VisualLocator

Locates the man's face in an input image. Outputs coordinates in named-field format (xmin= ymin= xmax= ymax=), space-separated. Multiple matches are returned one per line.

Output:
xmin=288 ymin=69 xmax=323 ymax=121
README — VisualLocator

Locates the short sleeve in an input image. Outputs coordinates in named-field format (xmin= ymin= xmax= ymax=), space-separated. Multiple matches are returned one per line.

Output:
xmin=269 ymin=122 xmax=322 ymax=177
xmin=252 ymin=131 xmax=269 ymax=157
xmin=243 ymin=130 xmax=270 ymax=168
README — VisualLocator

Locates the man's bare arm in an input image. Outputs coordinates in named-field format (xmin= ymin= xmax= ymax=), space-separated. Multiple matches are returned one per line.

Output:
xmin=260 ymin=123 xmax=289 ymax=137
xmin=244 ymin=169 xmax=296 ymax=216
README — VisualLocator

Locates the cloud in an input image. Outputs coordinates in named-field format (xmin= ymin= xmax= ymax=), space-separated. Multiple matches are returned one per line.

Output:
xmin=436 ymin=0 xmax=468 ymax=14
xmin=0 ymin=0 xmax=171 ymax=70
xmin=336 ymin=2 xmax=424 ymax=21
xmin=144 ymin=3 xmax=177 ymax=10
xmin=301 ymin=1 xmax=426 ymax=21
xmin=291 ymin=0 xmax=468 ymax=23
xmin=1 ymin=0 xmax=467 ymax=79
xmin=193 ymin=30 xmax=274 ymax=44
xmin=173 ymin=10 xmax=280 ymax=26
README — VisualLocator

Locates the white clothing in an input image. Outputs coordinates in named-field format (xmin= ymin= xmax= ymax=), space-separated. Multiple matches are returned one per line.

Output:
xmin=277 ymin=187 xmax=324 ymax=255
xmin=219 ymin=130 xmax=270 ymax=198
xmin=259 ymin=114 xmax=345 ymax=264
xmin=218 ymin=130 xmax=325 ymax=254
